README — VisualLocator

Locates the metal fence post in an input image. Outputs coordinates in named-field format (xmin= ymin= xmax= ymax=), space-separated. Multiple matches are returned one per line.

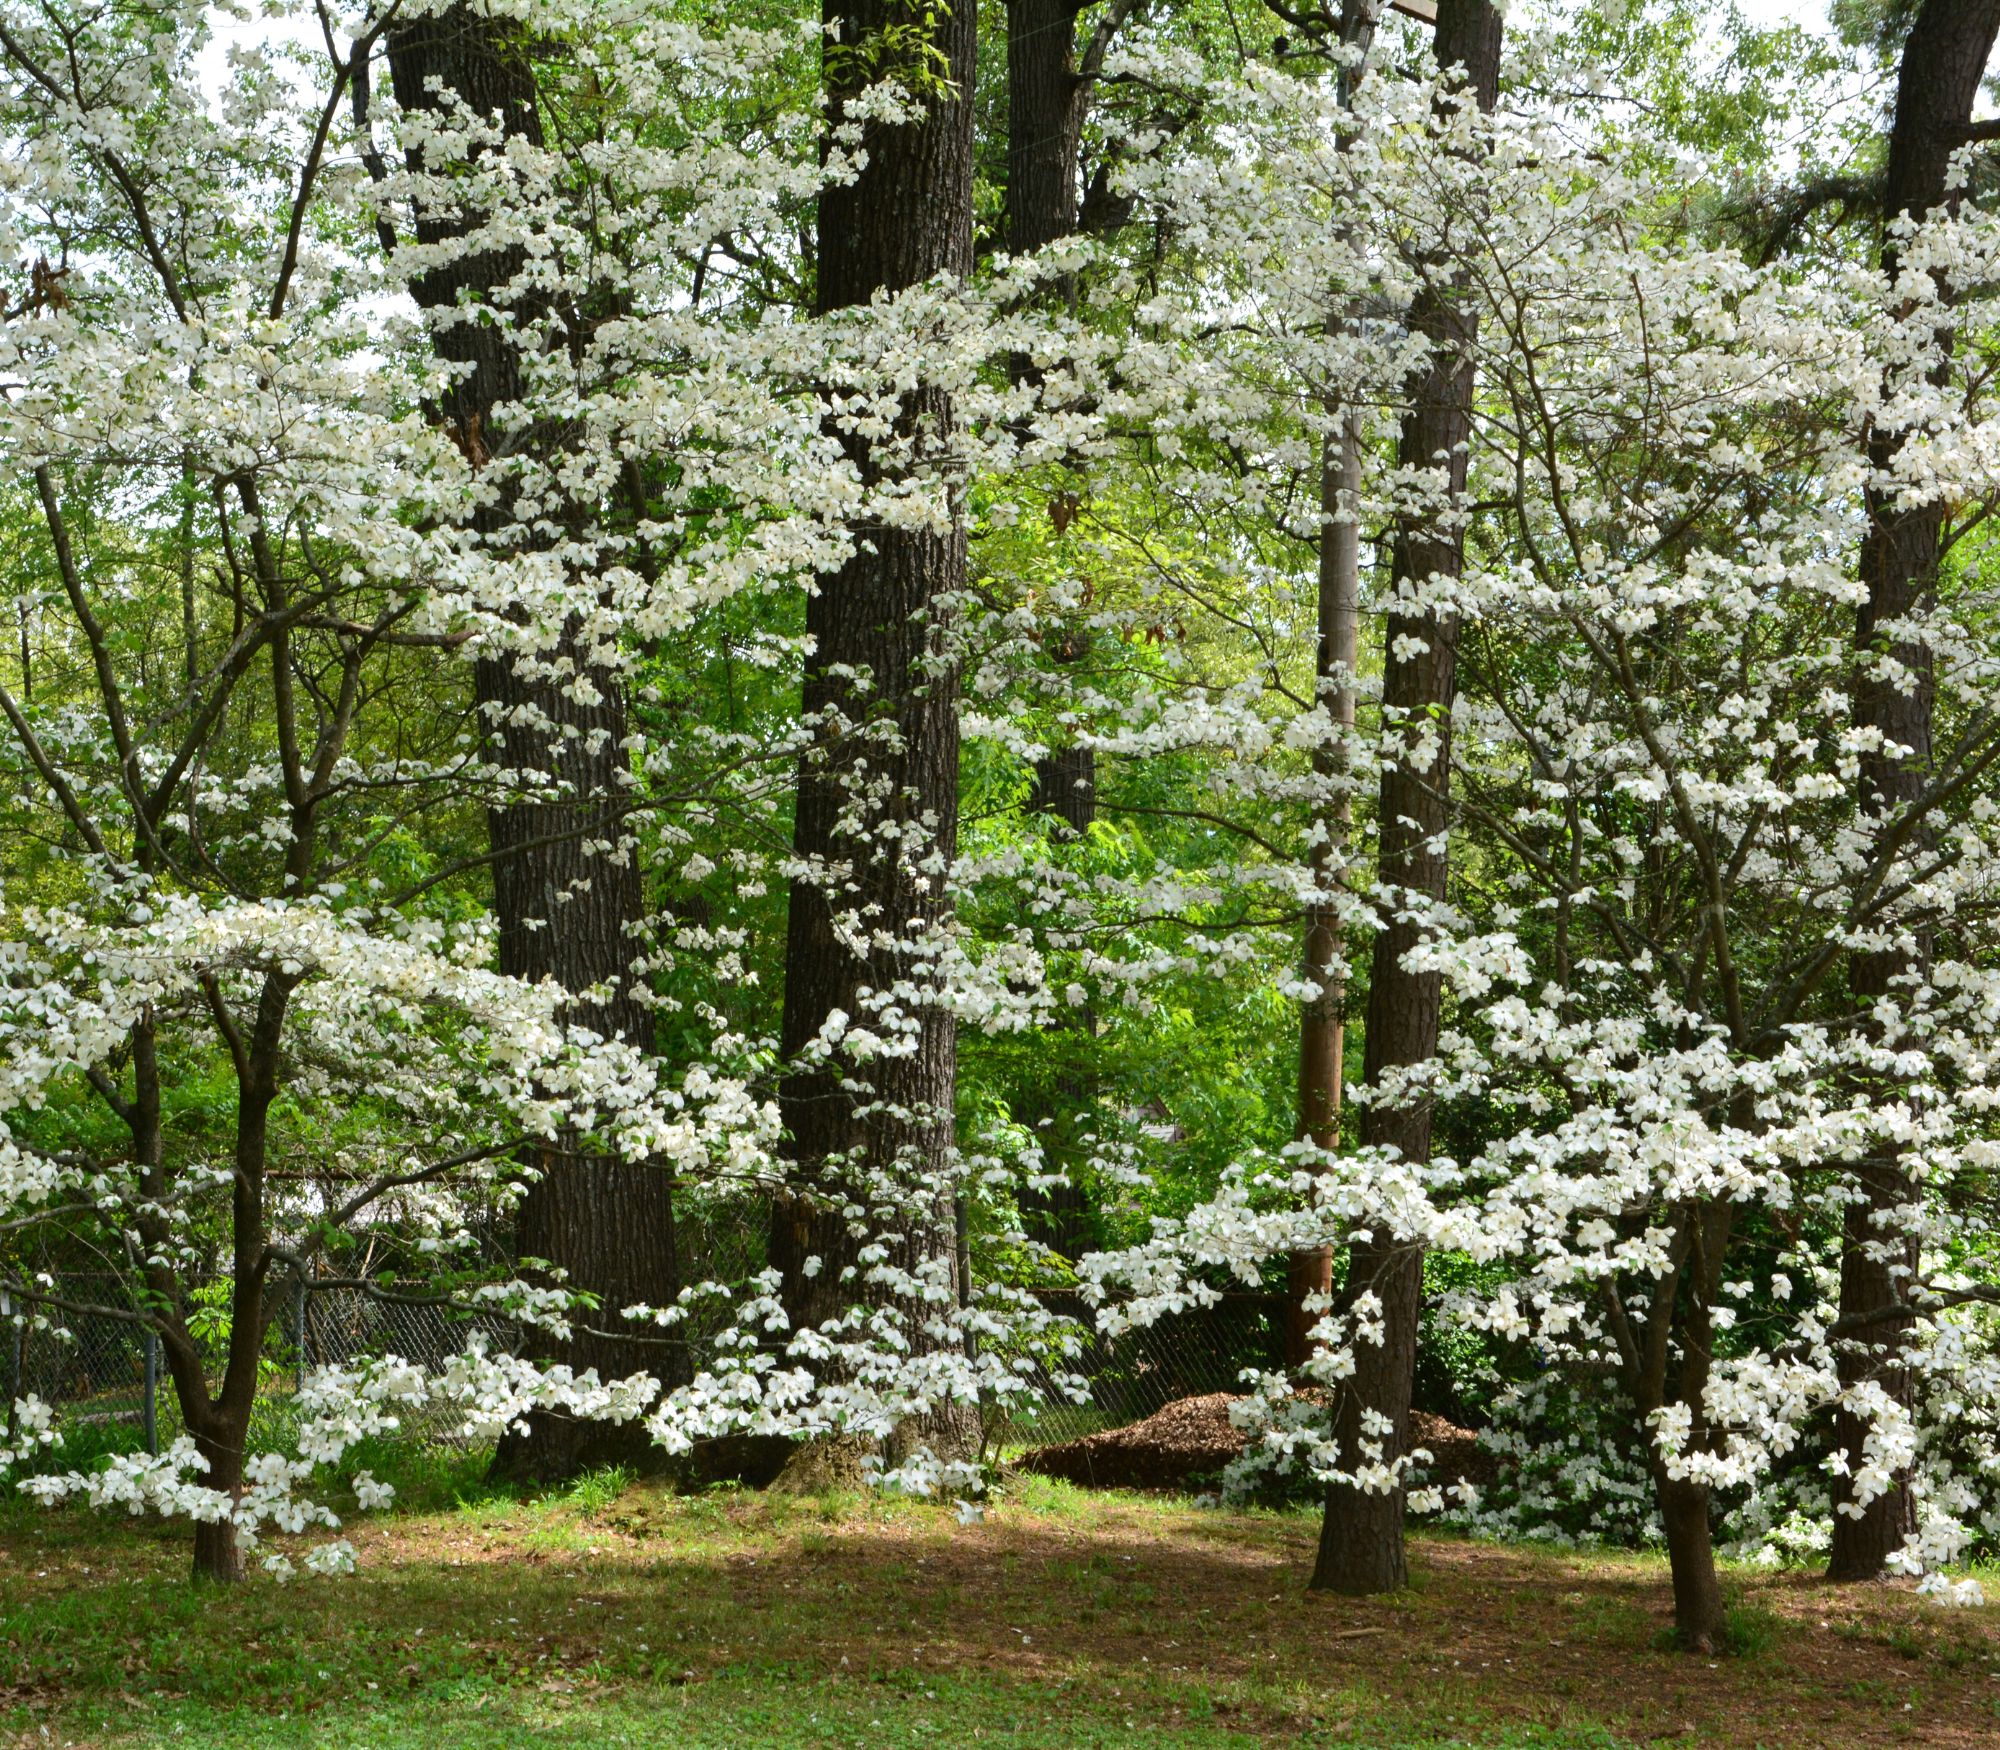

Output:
xmin=142 ymin=1329 xmax=159 ymax=1455
xmin=3 ymin=1290 xmax=18 ymax=1440
xmin=294 ymin=1273 xmax=309 ymax=1391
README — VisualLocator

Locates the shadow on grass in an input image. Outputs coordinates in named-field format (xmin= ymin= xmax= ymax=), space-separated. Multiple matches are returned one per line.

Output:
xmin=0 ymin=1484 xmax=1994 ymax=1749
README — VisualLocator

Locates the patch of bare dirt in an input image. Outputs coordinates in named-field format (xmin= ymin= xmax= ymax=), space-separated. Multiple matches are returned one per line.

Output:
xmin=1015 ymin=1391 xmax=1493 ymax=1494
xmin=8 ymin=1481 xmax=1999 ymax=1749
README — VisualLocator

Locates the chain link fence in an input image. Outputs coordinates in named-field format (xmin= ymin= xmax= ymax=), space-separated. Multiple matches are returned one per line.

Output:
xmin=3 ymin=1283 xmax=156 ymax=1446
xmin=989 ymin=1289 xmax=1283 ymax=1451
xmin=4 ymin=1245 xmax=1282 ymax=1463
xmin=0 ymin=1277 xmax=521 ymax=1452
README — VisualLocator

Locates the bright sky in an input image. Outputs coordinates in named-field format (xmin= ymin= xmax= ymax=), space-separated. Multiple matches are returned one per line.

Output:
xmin=1733 ymin=0 xmax=1837 ymax=31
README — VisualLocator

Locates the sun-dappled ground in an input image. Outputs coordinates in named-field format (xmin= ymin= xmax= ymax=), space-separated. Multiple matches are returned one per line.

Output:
xmin=2 ymin=1472 xmax=1996 ymax=1748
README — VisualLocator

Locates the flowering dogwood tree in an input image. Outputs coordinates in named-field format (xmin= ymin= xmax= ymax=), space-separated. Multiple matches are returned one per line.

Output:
xmin=0 ymin=0 xmax=1097 ymax=1571
xmin=1070 ymin=13 xmax=2000 ymax=1648
xmin=0 ymin=0 xmax=781 ymax=1576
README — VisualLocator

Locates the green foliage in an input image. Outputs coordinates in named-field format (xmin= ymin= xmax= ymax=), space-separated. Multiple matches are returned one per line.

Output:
xmin=326 ymin=1434 xmax=512 ymax=1517
xmin=1414 ymin=1251 xmax=1505 ymax=1427
xmin=539 ymin=1465 xmax=636 ymax=1517
xmin=0 ymin=1414 xmax=146 ymax=1494
xmin=823 ymin=1 xmax=963 ymax=99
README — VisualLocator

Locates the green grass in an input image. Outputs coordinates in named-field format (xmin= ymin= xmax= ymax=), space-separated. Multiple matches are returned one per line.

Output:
xmin=1 ymin=1475 xmax=1993 ymax=1749
xmin=14 ymin=1679 xmax=1646 ymax=1749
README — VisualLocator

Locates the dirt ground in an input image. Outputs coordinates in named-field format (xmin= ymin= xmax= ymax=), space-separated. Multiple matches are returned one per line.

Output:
xmin=1 ymin=1477 xmax=1996 ymax=1747
xmin=384 ymin=1485 xmax=2000 ymax=1746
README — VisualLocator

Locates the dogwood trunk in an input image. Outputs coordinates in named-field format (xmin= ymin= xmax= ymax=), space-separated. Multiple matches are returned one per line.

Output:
xmin=1312 ymin=0 xmax=1501 ymax=1599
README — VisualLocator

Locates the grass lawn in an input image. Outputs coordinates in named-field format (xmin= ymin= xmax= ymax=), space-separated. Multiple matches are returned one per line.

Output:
xmin=1 ymin=1471 xmax=1996 ymax=1748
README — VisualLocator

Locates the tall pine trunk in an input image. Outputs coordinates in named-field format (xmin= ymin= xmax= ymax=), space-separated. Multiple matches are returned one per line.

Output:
xmin=1287 ymin=409 xmax=1363 ymax=1366
xmin=383 ymin=8 xmax=680 ymax=1484
xmin=1829 ymin=0 xmax=2000 ymax=1581
xmin=1007 ymin=0 xmax=1088 ymax=260
xmin=1284 ymin=0 xmax=1381 ymax=1372
xmin=769 ymin=0 xmax=982 ymax=1468
xmin=1311 ymin=0 xmax=1501 ymax=1597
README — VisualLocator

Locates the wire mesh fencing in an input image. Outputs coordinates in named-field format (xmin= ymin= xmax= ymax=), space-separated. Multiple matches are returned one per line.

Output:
xmin=0 ymin=1277 xmax=521 ymax=1452
xmin=2 ymin=1282 xmax=157 ymax=1448
xmin=987 ymin=1289 xmax=1284 ymax=1451
xmin=4 ymin=1261 xmax=1284 ymax=1463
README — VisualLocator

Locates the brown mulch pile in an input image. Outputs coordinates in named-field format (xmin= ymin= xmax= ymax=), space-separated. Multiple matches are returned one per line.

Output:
xmin=1015 ymin=1391 xmax=1494 ymax=1494
xmin=1411 ymin=1410 xmax=1494 ymax=1492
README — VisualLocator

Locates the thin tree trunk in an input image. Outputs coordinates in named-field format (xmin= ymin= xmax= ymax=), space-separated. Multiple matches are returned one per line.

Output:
xmin=1022 ymin=730 xmax=1097 ymax=1262
xmin=382 ymin=8 xmax=680 ymax=1484
xmin=1642 ymin=1200 xmax=1734 ymax=1647
xmin=1288 ymin=409 xmax=1362 ymax=1366
xmin=1286 ymin=1 xmax=1380 ymax=1372
xmin=1006 ymin=1 xmax=1125 ymax=1264
xmin=1657 ymin=1473 xmax=1726 ymax=1652
xmin=769 ymin=0 xmax=983 ymax=1467
xmin=1311 ymin=0 xmax=1501 ymax=1597
xmin=178 ymin=981 xmax=286 ymax=1583
xmin=179 ymin=458 xmax=197 ymax=694
xmin=1830 ymin=0 xmax=2000 ymax=1581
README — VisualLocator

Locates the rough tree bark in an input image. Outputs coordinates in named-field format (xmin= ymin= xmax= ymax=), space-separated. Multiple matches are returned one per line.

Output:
xmin=767 ymin=0 xmax=983 ymax=1468
xmin=1285 ymin=408 xmax=1363 ymax=1366
xmin=1282 ymin=0 xmax=1381 ymax=1373
xmin=1005 ymin=0 xmax=1142 ymax=261
xmin=1007 ymin=0 xmax=1088 ymax=260
xmin=383 ymin=5 xmax=680 ymax=1484
xmin=1829 ymin=0 xmax=2000 ymax=1583
xmin=1311 ymin=0 xmax=1501 ymax=1597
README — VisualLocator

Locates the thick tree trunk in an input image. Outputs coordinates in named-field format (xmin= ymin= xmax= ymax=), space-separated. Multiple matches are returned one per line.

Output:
xmin=1311 ymin=0 xmax=1500 ymax=1597
xmin=191 ymin=1518 xmax=245 ymax=1585
xmin=768 ymin=0 xmax=982 ymax=1467
xmin=478 ymin=620 xmax=680 ymax=1482
xmin=188 ymin=1417 xmax=250 ymax=1583
xmin=383 ymin=8 xmax=680 ymax=1484
xmin=1831 ymin=0 xmax=2000 ymax=1581
xmin=186 ymin=1400 xmax=254 ymax=1584
xmin=1007 ymin=0 xmax=1103 ymax=839
xmin=1007 ymin=0 xmax=1088 ymax=259
xmin=1827 ymin=1161 xmax=1919 ymax=1578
